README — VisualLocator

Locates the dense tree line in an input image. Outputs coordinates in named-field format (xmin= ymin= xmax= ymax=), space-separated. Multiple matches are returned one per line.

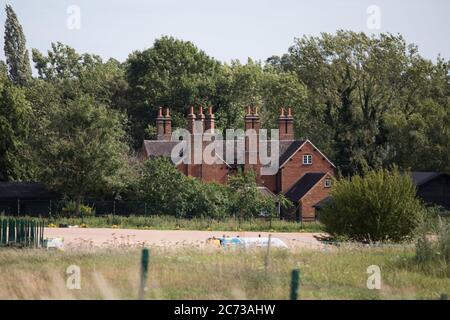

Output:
xmin=135 ymin=157 xmax=281 ymax=220
xmin=0 ymin=5 xmax=449 ymax=213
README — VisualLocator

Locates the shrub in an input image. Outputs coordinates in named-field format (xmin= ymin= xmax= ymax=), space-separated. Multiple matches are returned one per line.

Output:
xmin=193 ymin=182 xmax=233 ymax=220
xmin=61 ymin=201 xmax=94 ymax=217
xmin=319 ymin=168 xmax=422 ymax=242
xmin=138 ymin=157 xmax=195 ymax=217
xmin=137 ymin=158 xmax=277 ymax=219
xmin=138 ymin=158 xmax=234 ymax=218
xmin=228 ymin=169 xmax=277 ymax=219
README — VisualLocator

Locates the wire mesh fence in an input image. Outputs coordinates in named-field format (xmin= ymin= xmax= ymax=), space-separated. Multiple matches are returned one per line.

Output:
xmin=0 ymin=199 xmax=155 ymax=217
xmin=0 ymin=199 xmax=291 ymax=220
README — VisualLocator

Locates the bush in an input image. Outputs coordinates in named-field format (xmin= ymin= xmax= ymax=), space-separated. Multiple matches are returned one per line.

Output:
xmin=137 ymin=158 xmax=278 ymax=219
xmin=228 ymin=169 xmax=277 ymax=219
xmin=138 ymin=158 xmax=234 ymax=218
xmin=319 ymin=168 xmax=422 ymax=242
xmin=61 ymin=201 xmax=94 ymax=217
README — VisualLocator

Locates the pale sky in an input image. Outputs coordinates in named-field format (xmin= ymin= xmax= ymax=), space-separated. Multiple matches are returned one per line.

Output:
xmin=0 ymin=0 xmax=449 ymax=65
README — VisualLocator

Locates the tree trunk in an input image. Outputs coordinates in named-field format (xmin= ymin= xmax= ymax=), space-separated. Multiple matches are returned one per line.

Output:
xmin=75 ymin=196 xmax=82 ymax=222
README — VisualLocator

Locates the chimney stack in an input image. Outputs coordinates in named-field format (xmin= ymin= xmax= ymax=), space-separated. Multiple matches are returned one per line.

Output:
xmin=245 ymin=106 xmax=260 ymax=132
xmin=205 ymin=106 xmax=215 ymax=132
xmin=156 ymin=107 xmax=165 ymax=140
xmin=164 ymin=108 xmax=172 ymax=140
xmin=187 ymin=106 xmax=196 ymax=133
xmin=279 ymin=106 xmax=294 ymax=140
xmin=197 ymin=106 xmax=205 ymax=133
xmin=244 ymin=107 xmax=261 ymax=182
xmin=252 ymin=107 xmax=260 ymax=133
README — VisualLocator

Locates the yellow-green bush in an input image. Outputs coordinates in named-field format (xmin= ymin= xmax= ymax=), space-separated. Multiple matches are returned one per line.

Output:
xmin=319 ymin=168 xmax=422 ymax=242
xmin=61 ymin=201 xmax=94 ymax=217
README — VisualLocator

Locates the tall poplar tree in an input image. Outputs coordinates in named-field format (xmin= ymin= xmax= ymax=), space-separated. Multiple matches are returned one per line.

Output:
xmin=4 ymin=4 xmax=32 ymax=86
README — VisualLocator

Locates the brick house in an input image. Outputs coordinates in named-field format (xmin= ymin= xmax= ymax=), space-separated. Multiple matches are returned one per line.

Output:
xmin=141 ymin=106 xmax=336 ymax=220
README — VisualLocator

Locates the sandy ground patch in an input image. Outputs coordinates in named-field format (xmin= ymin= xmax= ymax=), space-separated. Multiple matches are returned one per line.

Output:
xmin=44 ymin=228 xmax=327 ymax=250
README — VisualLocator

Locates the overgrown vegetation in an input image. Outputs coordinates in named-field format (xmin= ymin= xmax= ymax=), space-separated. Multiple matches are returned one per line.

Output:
xmin=44 ymin=215 xmax=322 ymax=233
xmin=0 ymin=246 xmax=448 ymax=299
xmin=132 ymin=158 xmax=284 ymax=219
xmin=319 ymin=168 xmax=423 ymax=242
xmin=411 ymin=209 xmax=450 ymax=277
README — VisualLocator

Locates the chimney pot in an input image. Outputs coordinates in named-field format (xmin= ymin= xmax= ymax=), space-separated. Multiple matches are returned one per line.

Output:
xmin=205 ymin=106 xmax=215 ymax=132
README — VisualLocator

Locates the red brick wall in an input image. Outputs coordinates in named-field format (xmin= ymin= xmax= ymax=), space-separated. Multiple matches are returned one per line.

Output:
xmin=201 ymin=163 xmax=230 ymax=184
xmin=281 ymin=141 xmax=335 ymax=192
xmin=261 ymin=174 xmax=277 ymax=193
xmin=299 ymin=173 xmax=333 ymax=221
xmin=176 ymin=163 xmax=229 ymax=185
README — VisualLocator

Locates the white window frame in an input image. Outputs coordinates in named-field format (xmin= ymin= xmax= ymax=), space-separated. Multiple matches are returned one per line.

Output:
xmin=303 ymin=154 xmax=312 ymax=165
xmin=324 ymin=179 xmax=332 ymax=188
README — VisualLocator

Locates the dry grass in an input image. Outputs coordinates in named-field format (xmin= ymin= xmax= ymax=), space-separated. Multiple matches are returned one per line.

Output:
xmin=0 ymin=245 xmax=448 ymax=300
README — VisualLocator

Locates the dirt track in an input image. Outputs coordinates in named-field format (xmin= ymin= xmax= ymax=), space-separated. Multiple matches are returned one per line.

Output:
xmin=44 ymin=228 xmax=326 ymax=250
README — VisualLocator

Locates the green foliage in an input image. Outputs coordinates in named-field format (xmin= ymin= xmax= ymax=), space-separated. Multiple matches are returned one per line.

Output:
xmin=194 ymin=182 xmax=233 ymax=220
xmin=0 ymin=69 xmax=33 ymax=181
xmin=46 ymin=215 xmax=322 ymax=232
xmin=277 ymin=31 xmax=450 ymax=175
xmin=228 ymin=169 xmax=277 ymax=219
xmin=36 ymin=94 xmax=130 ymax=214
xmin=32 ymin=43 xmax=129 ymax=112
xmin=138 ymin=157 xmax=193 ymax=217
xmin=137 ymin=158 xmax=232 ymax=218
xmin=61 ymin=201 xmax=94 ymax=218
xmin=384 ymin=58 xmax=450 ymax=173
xmin=3 ymin=5 xmax=32 ymax=86
xmin=319 ymin=168 xmax=423 ymax=242
xmin=32 ymin=42 xmax=102 ymax=81
xmin=126 ymin=36 xmax=222 ymax=146
xmin=413 ymin=206 xmax=450 ymax=272
xmin=137 ymin=159 xmax=277 ymax=219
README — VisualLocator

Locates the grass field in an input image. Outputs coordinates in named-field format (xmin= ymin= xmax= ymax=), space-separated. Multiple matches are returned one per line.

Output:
xmin=0 ymin=245 xmax=448 ymax=300
xmin=45 ymin=215 xmax=324 ymax=233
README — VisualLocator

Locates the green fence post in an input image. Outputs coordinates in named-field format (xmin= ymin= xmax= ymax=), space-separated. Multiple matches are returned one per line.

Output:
xmin=138 ymin=247 xmax=150 ymax=300
xmin=31 ymin=220 xmax=35 ymax=247
xmin=0 ymin=218 xmax=3 ymax=246
xmin=8 ymin=219 xmax=14 ymax=243
xmin=40 ymin=220 xmax=44 ymax=248
xmin=1 ymin=219 xmax=6 ymax=245
xmin=18 ymin=219 xmax=23 ymax=244
xmin=290 ymin=268 xmax=300 ymax=300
